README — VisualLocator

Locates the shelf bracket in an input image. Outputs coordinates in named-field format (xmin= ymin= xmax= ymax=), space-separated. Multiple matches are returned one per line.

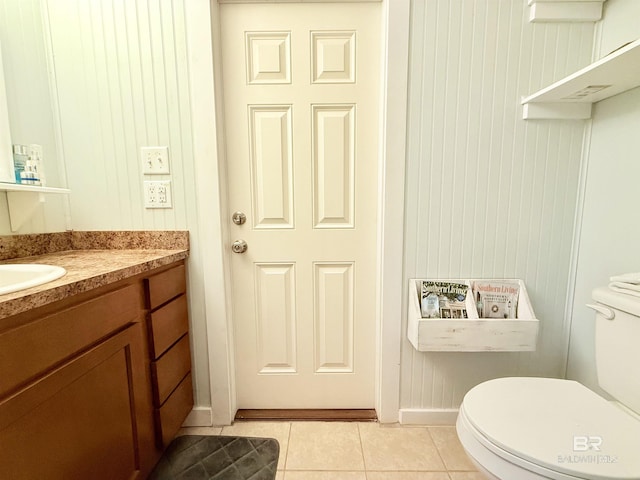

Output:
xmin=523 ymin=102 xmax=592 ymax=120
xmin=6 ymin=191 xmax=46 ymax=232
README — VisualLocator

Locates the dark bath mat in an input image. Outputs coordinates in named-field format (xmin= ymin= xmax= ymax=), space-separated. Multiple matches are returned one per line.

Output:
xmin=148 ymin=435 xmax=279 ymax=480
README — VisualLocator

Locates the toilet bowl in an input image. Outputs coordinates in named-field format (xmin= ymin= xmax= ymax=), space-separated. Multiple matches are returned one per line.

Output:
xmin=456 ymin=377 xmax=640 ymax=479
xmin=456 ymin=287 xmax=640 ymax=480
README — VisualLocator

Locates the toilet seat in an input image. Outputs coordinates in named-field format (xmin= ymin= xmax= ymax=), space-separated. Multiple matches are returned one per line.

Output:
xmin=458 ymin=377 xmax=640 ymax=480
xmin=458 ymin=408 xmax=585 ymax=480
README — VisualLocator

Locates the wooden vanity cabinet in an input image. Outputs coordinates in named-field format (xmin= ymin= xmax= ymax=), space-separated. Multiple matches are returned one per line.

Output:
xmin=0 ymin=259 xmax=193 ymax=479
xmin=0 ymin=322 xmax=152 ymax=480
xmin=144 ymin=263 xmax=194 ymax=448
xmin=0 ymin=278 xmax=156 ymax=480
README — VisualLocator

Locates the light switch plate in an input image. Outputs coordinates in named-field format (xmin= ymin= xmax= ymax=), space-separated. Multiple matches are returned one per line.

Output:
xmin=141 ymin=146 xmax=170 ymax=174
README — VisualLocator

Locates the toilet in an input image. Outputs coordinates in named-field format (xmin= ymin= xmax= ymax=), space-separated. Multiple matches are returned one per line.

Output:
xmin=456 ymin=286 xmax=640 ymax=480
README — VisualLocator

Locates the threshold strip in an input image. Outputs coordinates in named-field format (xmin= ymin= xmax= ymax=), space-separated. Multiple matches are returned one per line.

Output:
xmin=234 ymin=409 xmax=378 ymax=422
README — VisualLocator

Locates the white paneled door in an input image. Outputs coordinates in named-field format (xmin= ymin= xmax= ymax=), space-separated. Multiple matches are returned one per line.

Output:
xmin=221 ymin=2 xmax=381 ymax=408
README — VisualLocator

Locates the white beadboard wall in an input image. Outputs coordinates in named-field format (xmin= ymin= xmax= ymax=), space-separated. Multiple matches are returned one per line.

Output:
xmin=46 ymin=0 xmax=195 ymax=232
xmin=42 ymin=0 xmax=210 ymax=408
xmin=0 ymin=0 xmax=68 ymax=234
xmin=565 ymin=0 xmax=640 ymax=393
xmin=401 ymin=0 xmax=594 ymax=416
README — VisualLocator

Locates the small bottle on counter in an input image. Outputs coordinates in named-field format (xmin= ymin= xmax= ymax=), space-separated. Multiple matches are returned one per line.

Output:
xmin=12 ymin=144 xmax=28 ymax=184
xmin=19 ymin=145 xmax=44 ymax=186
xmin=20 ymin=161 xmax=40 ymax=185
xmin=28 ymin=144 xmax=45 ymax=186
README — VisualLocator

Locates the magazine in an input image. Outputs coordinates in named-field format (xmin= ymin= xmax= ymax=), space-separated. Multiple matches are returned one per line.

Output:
xmin=473 ymin=281 xmax=520 ymax=319
xmin=420 ymin=281 xmax=469 ymax=319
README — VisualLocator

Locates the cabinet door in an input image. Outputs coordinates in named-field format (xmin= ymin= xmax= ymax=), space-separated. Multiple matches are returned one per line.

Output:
xmin=0 ymin=323 xmax=153 ymax=480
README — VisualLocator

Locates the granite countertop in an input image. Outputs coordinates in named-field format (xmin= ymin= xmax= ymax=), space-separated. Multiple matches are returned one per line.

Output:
xmin=0 ymin=231 xmax=189 ymax=320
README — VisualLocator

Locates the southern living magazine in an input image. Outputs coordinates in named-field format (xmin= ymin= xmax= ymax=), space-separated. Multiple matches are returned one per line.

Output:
xmin=420 ymin=281 xmax=469 ymax=319
xmin=473 ymin=281 xmax=520 ymax=319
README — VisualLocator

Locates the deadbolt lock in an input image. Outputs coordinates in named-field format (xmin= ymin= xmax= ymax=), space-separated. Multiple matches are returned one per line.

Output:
xmin=232 ymin=211 xmax=246 ymax=225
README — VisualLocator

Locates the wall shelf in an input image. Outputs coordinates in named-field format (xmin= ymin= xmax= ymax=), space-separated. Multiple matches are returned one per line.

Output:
xmin=407 ymin=279 xmax=539 ymax=352
xmin=0 ymin=183 xmax=70 ymax=231
xmin=527 ymin=0 xmax=604 ymax=23
xmin=522 ymin=38 xmax=640 ymax=119
xmin=0 ymin=183 xmax=70 ymax=194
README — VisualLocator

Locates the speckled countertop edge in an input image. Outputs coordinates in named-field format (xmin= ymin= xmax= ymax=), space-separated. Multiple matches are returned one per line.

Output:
xmin=0 ymin=230 xmax=189 ymax=260
xmin=0 ymin=231 xmax=190 ymax=320
xmin=0 ymin=249 xmax=188 ymax=320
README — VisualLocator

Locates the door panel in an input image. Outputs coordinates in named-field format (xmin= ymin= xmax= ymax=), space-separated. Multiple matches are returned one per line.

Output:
xmin=312 ymin=104 xmax=355 ymax=228
xmin=313 ymin=262 xmax=354 ymax=373
xmin=222 ymin=2 xmax=380 ymax=408
xmin=248 ymin=105 xmax=294 ymax=229
xmin=255 ymin=262 xmax=297 ymax=374
xmin=311 ymin=31 xmax=356 ymax=84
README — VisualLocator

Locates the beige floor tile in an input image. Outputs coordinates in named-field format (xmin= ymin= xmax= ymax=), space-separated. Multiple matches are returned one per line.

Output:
xmin=220 ymin=421 xmax=291 ymax=470
xmin=175 ymin=426 xmax=223 ymax=436
xmin=285 ymin=472 xmax=367 ymax=480
xmin=358 ymin=423 xmax=445 ymax=471
xmin=276 ymin=472 xmax=285 ymax=480
xmin=428 ymin=427 xmax=476 ymax=471
xmin=448 ymin=473 xmax=487 ymax=480
xmin=367 ymin=473 xmax=450 ymax=480
xmin=286 ymin=422 xmax=365 ymax=471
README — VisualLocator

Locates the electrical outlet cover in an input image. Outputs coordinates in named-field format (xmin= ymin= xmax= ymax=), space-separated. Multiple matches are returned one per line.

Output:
xmin=144 ymin=180 xmax=172 ymax=208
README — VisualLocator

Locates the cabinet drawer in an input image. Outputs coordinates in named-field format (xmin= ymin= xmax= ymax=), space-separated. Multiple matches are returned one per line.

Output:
xmin=154 ymin=373 xmax=193 ymax=448
xmin=148 ymin=295 xmax=189 ymax=360
xmin=0 ymin=283 xmax=143 ymax=398
xmin=151 ymin=334 xmax=191 ymax=407
xmin=145 ymin=264 xmax=186 ymax=310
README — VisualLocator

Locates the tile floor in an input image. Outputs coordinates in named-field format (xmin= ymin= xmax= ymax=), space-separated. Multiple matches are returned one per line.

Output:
xmin=177 ymin=421 xmax=485 ymax=480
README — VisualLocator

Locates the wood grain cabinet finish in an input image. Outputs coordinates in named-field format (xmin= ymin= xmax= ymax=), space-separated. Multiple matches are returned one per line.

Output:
xmin=148 ymin=294 xmax=189 ymax=359
xmin=156 ymin=373 xmax=194 ymax=447
xmin=0 ymin=324 xmax=151 ymax=480
xmin=0 ymin=283 xmax=143 ymax=398
xmin=0 ymin=278 xmax=156 ymax=479
xmin=151 ymin=333 xmax=192 ymax=406
xmin=0 ymin=259 xmax=194 ymax=479
xmin=144 ymin=262 xmax=194 ymax=448
xmin=145 ymin=263 xmax=186 ymax=310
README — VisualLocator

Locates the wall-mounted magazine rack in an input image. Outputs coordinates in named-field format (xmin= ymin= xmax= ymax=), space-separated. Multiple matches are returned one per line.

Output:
xmin=407 ymin=279 xmax=539 ymax=352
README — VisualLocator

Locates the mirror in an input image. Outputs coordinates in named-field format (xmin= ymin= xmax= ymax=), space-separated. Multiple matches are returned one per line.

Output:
xmin=0 ymin=0 xmax=65 ymax=188
xmin=0 ymin=40 xmax=14 ymax=182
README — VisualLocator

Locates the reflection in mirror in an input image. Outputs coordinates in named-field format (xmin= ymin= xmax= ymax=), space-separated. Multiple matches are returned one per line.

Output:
xmin=0 ymin=0 xmax=65 ymax=188
xmin=0 ymin=40 xmax=13 ymax=182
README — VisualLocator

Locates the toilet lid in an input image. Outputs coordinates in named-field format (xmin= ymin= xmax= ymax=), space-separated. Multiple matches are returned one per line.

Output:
xmin=461 ymin=377 xmax=640 ymax=480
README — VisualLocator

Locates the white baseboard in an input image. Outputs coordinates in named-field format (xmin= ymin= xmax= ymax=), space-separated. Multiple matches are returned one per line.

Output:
xmin=183 ymin=406 xmax=458 ymax=427
xmin=182 ymin=406 xmax=213 ymax=427
xmin=399 ymin=408 xmax=459 ymax=426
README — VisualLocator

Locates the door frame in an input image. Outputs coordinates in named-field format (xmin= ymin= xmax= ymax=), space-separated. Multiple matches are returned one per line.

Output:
xmin=186 ymin=0 xmax=410 ymax=425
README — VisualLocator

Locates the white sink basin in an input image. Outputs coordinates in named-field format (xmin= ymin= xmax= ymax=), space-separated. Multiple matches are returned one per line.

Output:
xmin=0 ymin=264 xmax=67 ymax=295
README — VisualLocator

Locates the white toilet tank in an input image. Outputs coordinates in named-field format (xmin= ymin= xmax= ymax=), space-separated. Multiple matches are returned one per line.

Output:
xmin=591 ymin=286 xmax=640 ymax=415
